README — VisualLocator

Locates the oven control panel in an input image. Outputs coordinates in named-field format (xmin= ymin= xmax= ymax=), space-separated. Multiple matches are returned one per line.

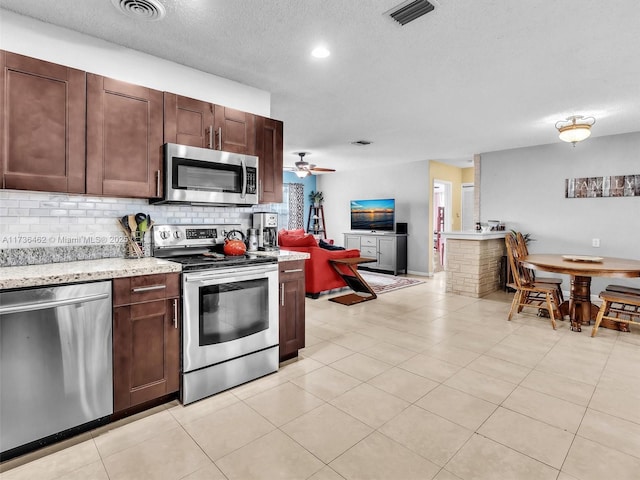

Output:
xmin=152 ymin=224 xmax=242 ymax=250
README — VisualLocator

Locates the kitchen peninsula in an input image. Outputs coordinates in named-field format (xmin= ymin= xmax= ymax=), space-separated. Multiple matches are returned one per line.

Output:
xmin=440 ymin=231 xmax=507 ymax=298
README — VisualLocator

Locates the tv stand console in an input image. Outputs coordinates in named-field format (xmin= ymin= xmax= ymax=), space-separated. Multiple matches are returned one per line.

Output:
xmin=344 ymin=232 xmax=408 ymax=275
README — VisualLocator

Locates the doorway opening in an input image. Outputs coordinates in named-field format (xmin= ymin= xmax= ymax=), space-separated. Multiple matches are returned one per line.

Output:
xmin=433 ymin=180 xmax=452 ymax=273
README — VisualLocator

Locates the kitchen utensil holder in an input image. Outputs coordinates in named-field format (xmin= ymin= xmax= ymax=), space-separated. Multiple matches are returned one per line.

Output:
xmin=125 ymin=231 xmax=147 ymax=259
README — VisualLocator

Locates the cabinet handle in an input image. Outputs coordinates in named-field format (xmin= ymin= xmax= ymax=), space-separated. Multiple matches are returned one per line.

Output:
xmin=259 ymin=179 xmax=263 ymax=201
xmin=208 ymin=125 xmax=213 ymax=149
xmin=283 ymin=269 xmax=303 ymax=273
xmin=156 ymin=169 xmax=161 ymax=197
xmin=132 ymin=285 xmax=166 ymax=293
xmin=173 ymin=299 xmax=178 ymax=329
xmin=280 ymin=283 xmax=285 ymax=306
xmin=217 ymin=127 xmax=222 ymax=150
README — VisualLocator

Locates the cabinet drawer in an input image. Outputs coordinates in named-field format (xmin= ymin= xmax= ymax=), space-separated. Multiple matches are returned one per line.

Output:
xmin=361 ymin=246 xmax=377 ymax=257
xmin=113 ymin=273 xmax=180 ymax=306
xmin=361 ymin=237 xmax=377 ymax=247
xmin=279 ymin=260 xmax=305 ymax=281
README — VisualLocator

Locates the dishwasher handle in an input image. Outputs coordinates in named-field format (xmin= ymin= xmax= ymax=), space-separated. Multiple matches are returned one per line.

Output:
xmin=0 ymin=292 xmax=111 ymax=315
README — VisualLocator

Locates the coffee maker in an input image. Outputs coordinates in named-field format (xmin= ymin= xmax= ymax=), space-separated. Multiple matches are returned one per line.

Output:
xmin=252 ymin=212 xmax=278 ymax=251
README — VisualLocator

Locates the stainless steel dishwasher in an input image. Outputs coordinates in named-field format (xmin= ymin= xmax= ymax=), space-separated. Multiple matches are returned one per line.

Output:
xmin=0 ymin=281 xmax=113 ymax=456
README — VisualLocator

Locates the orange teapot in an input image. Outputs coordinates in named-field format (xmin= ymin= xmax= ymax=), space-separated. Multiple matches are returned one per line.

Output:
xmin=223 ymin=229 xmax=247 ymax=256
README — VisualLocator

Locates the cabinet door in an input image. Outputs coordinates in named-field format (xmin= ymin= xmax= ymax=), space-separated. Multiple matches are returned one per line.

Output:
xmin=0 ymin=51 xmax=86 ymax=193
xmin=344 ymin=235 xmax=361 ymax=251
xmin=255 ymin=116 xmax=283 ymax=204
xmin=377 ymin=237 xmax=396 ymax=272
xmin=86 ymin=74 xmax=163 ymax=198
xmin=113 ymin=297 xmax=180 ymax=412
xmin=214 ymin=105 xmax=256 ymax=154
xmin=164 ymin=92 xmax=214 ymax=148
xmin=279 ymin=261 xmax=305 ymax=361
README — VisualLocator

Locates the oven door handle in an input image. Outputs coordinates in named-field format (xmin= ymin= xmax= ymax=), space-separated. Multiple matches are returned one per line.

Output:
xmin=183 ymin=265 xmax=277 ymax=283
xmin=240 ymin=157 xmax=247 ymax=199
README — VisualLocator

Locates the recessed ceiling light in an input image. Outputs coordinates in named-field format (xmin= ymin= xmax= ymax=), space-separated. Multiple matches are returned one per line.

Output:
xmin=311 ymin=46 xmax=330 ymax=58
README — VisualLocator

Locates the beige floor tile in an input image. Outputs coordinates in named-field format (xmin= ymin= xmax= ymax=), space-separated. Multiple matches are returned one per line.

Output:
xmin=301 ymin=341 xmax=355 ymax=364
xmin=93 ymin=409 xmax=180 ymax=458
xmin=416 ymin=385 xmax=497 ymax=430
xmin=589 ymin=384 xmax=640 ymax=425
xmin=53 ymin=460 xmax=109 ymax=480
xmin=281 ymin=403 xmax=373 ymax=463
xmin=167 ymin=390 xmax=238 ymax=426
xmin=0 ymin=440 xmax=100 ymax=480
xmin=305 ymin=323 xmax=351 ymax=340
xmin=102 ymin=427 xmax=210 ymax=480
xmin=179 ymin=462 xmax=227 ymax=480
xmin=215 ymin=429 xmax=324 ymax=480
xmin=360 ymin=341 xmax=417 ymax=365
xmin=446 ymin=434 xmax=558 ymax=480
xmin=562 ymin=436 xmax=640 ymax=480
xmin=182 ymin=402 xmax=275 ymax=460
xmin=520 ymin=369 xmax=595 ymax=407
xmin=244 ymin=382 xmax=324 ymax=426
xmin=305 ymin=332 xmax=325 ymax=347
xmin=478 ymin=407 xmax=573 ymax=469
xmin=439 ymin=332 xmax=501 ymax=354
xmin=422 ymin=343 xmax=481 ymax=367
xmin=379 ymin=405 xmax=473 ymax=466
xmin=330 ymin=432 xmax=440 ymax=480
xmin=367 ymin=367 xmax=438 ymax=402
xmin=398 ymin=353 xmax=462 ymax=382
xmin=229 ymin=371 xmax=289 ymax=400
xmin=433 ymin=470 xmax=464 ymax=480
xmin=276 ymin=356 xmax=325 ymax=380
xmin=383 ymin=329 xmax=436 ymax=352
xmin=466 ymin=354 xmax=532 ymax=384
xmin=330 ymin=383 xmax=409 ymax=428
xmin=308 ymin=466 xmax=347 ymax=480
xmin=577 ymin=408 xmax=640 ymax=460
xmin=330 ymin=352 xmax=391 ymax=381
xmin=330 ymin=332 xmax=379 ymax=351
xmin=502 ymin=385 xmax=586 ymax=433
xmin=485 ymin=342 xmax=547 ymax=368
xmin=290 ymin=366 xmax=361 ymax=401
xmin=444 ymin=367 xmax=516 ymax=404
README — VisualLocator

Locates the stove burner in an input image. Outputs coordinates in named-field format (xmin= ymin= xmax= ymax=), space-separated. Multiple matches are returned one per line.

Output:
xmin=168 ymin=253 xmax=276 ymax=271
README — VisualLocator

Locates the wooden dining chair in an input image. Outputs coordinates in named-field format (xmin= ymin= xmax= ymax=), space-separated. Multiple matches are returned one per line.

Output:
xmin=514 ymin=232 xmax=564 ymax=303
xmin=592 ymin=290 xmax=640 ymax=336
xmin=505 ymin=234 xmax=562 ymax=329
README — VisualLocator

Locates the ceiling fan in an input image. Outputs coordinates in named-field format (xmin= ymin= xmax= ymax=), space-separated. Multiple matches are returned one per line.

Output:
xmin=284 ymin=152 xmax=336 ymax=178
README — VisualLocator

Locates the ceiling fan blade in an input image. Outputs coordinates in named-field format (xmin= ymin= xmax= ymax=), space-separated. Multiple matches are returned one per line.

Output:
xmin=309 ymin=167 xmax=336 ymax=172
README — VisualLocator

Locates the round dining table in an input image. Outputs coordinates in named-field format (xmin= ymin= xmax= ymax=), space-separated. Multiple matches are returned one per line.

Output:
xmin=521 ymin=254 xmax=640 ymax=331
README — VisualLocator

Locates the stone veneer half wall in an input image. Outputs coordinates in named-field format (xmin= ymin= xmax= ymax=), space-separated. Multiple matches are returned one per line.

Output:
xmin=445 ymin=237 xmax=505 ymax=298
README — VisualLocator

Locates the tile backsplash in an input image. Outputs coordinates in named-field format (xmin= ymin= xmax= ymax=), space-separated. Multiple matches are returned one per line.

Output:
xmin=0 ymin=190 xmax=273 ymax=265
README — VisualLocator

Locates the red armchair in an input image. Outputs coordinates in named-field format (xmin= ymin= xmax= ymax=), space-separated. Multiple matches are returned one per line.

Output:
xmin=278 ymin=230 xmax=360 ymax=298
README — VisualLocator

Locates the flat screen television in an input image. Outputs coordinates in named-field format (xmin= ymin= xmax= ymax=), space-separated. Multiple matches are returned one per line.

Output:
xmin=350 ymin=198 xmax=395 ymax=232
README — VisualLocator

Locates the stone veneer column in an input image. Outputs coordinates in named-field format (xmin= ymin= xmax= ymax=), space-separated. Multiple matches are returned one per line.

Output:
xmin=445 ymin=237 xmax=505 ymax=298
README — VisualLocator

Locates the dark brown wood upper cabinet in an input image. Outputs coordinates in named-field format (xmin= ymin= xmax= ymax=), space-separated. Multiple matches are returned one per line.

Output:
xmin=213 ymin=105 xmax=256 ymax=155
xmin=255 ymin=116 xmax=283 ymax=204
xmin=163 ymin=92 xmax=214 ymax=148
xmin=86 ymin=74 xmax=163 ymax=198
xmin=0 ymin=50 xmax=86 ymax=193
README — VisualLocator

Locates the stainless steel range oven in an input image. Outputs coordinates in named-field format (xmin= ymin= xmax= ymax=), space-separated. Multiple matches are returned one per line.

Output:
xmin=152 ymin=224 xmax=278 ymax=405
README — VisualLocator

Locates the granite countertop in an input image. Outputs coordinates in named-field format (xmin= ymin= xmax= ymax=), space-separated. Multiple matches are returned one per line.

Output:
xmin=440 ymin=231 xmax=508 ymax=240
xmin=0 ymin=249 xmax=310 ymax=290
xmin=0 ymin=257 xmax=182 ymax=290
xmin=253 ymin=249 xmax=310 ymax=261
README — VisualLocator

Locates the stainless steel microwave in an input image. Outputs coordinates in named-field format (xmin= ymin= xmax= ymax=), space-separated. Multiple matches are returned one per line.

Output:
xmin=152 ymin=143 xmax=259 ymax=205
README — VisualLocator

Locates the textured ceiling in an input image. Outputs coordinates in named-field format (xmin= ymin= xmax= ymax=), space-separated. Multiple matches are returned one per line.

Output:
xmin=1 ymin=0 xmax=639 ymax=172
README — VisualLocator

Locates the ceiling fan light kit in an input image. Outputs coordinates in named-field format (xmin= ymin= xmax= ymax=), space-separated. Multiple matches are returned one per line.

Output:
xmin=286 ymin=152 xmax=336 ymax=177
xmin=555 ymin=115 xmax=596 ymax=146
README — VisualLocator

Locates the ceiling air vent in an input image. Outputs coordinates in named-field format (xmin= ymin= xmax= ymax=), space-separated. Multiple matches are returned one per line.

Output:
xmin=111 ymin=0 xmax=166 ymax=21
xmin=388 ymin=0 xmax=435 ymax=26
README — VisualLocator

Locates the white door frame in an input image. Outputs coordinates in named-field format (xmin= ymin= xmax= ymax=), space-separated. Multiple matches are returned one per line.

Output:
xmin=433 ymin=179 xmax=452 ymax=232
xmin=461 ymin=183 xmax=474 ymax=232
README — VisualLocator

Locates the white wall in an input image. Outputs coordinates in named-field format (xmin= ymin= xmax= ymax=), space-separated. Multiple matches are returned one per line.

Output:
xmin=317 ymin=160 xmax=430 ymax=276
xmin=0 ymin=11 xmax=273 ymax=256
xmin=481 ymin=131 xmax=640 ymax=292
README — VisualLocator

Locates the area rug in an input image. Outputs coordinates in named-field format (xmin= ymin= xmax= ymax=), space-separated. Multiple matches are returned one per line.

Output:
xmin=358 ymin=270 xmax=424 ymax=295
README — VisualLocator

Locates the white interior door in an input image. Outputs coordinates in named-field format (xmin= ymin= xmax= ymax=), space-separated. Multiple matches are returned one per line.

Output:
xmin=461 ymin=183 xmax=474 ymax=231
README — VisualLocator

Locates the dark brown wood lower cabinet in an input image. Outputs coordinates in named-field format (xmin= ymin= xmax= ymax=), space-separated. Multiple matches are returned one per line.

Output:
xmin=279 ymin=261 xmax=306 ymax=361
xmin=112 ymin=274 xmax=180 ymax=413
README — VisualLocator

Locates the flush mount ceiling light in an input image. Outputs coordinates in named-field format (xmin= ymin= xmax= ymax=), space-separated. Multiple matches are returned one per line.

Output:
xmin=111 ymin=0 xmax=166 ymax=21
xmin=311 ymin=46 xmax=330 ymax=58
xmin=555 ymin=115 xmax=596 ymax=146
